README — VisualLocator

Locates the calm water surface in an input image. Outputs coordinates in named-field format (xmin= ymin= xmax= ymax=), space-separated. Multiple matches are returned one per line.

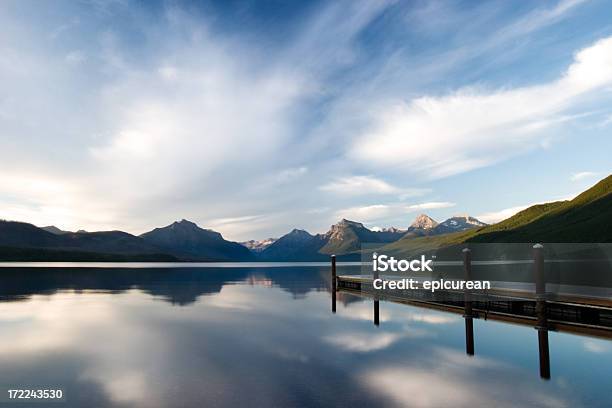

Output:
xmin=0 ymin=265 xmax=610 ymax=407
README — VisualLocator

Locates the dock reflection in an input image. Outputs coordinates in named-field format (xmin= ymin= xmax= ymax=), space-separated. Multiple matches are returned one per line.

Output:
xmin=333 ymin=245 xmax=611 ymax=381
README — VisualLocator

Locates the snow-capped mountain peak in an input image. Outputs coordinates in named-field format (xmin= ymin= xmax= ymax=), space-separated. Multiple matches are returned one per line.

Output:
xmin=240 ymin=238 xmax=277 ymax=252
xmin=409 ymin=214 xmax=439 ymax=230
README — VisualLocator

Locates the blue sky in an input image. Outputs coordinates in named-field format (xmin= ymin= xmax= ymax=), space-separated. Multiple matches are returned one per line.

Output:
xmin=0 ymin=0 xmax=611 ymax=240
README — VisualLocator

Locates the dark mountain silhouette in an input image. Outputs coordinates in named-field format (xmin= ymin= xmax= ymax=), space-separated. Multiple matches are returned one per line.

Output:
xmin=41 ymin=225 xmax=70 ymax=235
xmin=259 ymin=229 xmax=328 ymax=261
xmin=0 ymin=220 xmax=176 ymax=261
xmin=140 ymin=219 xmax=254 ymax=261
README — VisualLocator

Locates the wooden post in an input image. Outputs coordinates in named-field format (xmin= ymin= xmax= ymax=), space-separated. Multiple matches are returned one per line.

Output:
xmin=533 ymin=244 xmax=550 ymax=379
xmin=374 ymin=300 xmax=380 ymax=326
xmin=462 ymin=248 xmax=474 ymax=355
xmin=331 ymin=255 xmax=336 ymax=313
xmin=462 ymin=247 xmax=472 ymax=279
xmin=465 ymin=316 xmax=474 ymax=356
xmin=462 ymin=248 xmax=473 ymax=316
xmin=533 ymin=244 xmax=547 ymax=329
xmin=538 ymin=329 xmax=551 ymax=380
xmin=534 ymin=244 xmax=545 ymax=297
xmin=372 ymin=251 xmax=380 ymax=326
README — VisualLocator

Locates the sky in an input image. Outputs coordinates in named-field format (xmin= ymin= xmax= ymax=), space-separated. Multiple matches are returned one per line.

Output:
xmin=0 ymin=0 xmax=611 ymax=241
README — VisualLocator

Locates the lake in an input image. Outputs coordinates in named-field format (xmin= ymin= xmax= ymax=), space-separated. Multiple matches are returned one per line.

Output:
xmin=0 ymin=264 xmax=610 ymax=407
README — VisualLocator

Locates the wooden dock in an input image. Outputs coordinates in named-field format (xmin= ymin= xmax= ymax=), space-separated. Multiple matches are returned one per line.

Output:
xmin=336 ymin=274 xmax=612 ymax=337
xmin=330 ymin=246 xmax=612 ymax=379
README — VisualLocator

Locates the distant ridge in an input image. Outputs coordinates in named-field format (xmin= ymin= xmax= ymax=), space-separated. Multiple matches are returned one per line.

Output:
xmin=258 ymin=229 xmax=328 ymax=261
xmin=140 ymin=219 xmax=254 ymax=261
xmin=432 ymin=215 xmax=487 ymax=235
xmin=402 ymin=214 xmax=486 ymax=239
xmin=41 ymin=225 xmax=70 ymax=235
xmin=0 ymin=220 xmax=176 ymax=261
xmin=240 ymin=238 xmax=277 ymax=253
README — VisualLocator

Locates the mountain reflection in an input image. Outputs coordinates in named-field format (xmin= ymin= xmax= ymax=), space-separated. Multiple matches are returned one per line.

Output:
xmin=0 ymin=266 xmax=353 ymax=305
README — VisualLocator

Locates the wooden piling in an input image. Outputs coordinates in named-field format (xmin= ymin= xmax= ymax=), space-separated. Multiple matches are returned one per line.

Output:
xmin=465 ymin=317 xmax=474 ymax=356
xmin=534 ymin=243 xmax=545 ymax=297
xmin=372 ymin=251 xmax=380 ymax=326
xmin=462 ymin=248 xmax=473 ymax=316
xmin=374 ymin=300 xmax=380 ymax=326
xmin=533 ymin=244 xmax=548 ymax=329
xmin=462 ymin=248 xmax=475 ymax=355
xmin=538 ymin=329 xmax=551 ymax=380
xmin=533 ymin=244 xmax=550 ymax=379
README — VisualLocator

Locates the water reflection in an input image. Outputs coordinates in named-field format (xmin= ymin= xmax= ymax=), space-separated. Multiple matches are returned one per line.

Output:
xmin=0 ymin=266 xmax=336 ymax=305
xmin=0 ymin=266 xmax=610 ymax=407
xmin=352 ymin=287 xmax=563 ymax=380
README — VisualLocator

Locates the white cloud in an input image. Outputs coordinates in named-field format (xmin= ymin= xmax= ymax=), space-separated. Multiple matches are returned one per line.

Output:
xmin=335 ymin=201 xmax=455 ymax=223
xmin=407 ymin=313 xmax=456 ymax=325
xmin=323 ymin=331 xmax=405 ymax=352
xmin=476 ymin=205 xmax=531 ymax=224
xmin=157 ymin=65 xmax=178 ymax=80
xmin=335 ymin=204 xmax=392 ymax=222
xmin=320 ymin=175 xmax=429 ymax=200
xmin=406 ymin=202 xmax=455 ymax=211
xmin=320 ymin=175 xmax=401 ymax=195
xmin=361 ymin=349 xmax=570 ymax=408
xmin=570 ymin=171 xmax=600 ymax=181
xmin=583 ymin=340 xmax=608 ymax=353
xmin=350 ymin=36 xmax=612 ymax=178
xmin=335 ymin=201 xmax=455 ymax=224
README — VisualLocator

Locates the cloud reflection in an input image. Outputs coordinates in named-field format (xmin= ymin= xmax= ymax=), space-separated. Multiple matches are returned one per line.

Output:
xmin=362 ymin=347 xmax=573 ymax=408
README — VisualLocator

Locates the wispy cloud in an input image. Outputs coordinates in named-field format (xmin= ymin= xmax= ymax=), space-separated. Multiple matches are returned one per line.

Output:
xmin=320 ymin=175 xmax=426 ymax=197
xmin=583 ymin=340 xmax=608 ymax=353
xmin=406 ymin=202 xmax=455 ymax=211
xmin=349 ymin=36 xmax=612 ymax=178
xmin=570 ymin=171 xmax=600 ymax=181
xmin=335 ymin=201 xmax=455 ymax=224
xmin=335 ymin=204 xmax=392 ymax=222
xmin=361 ymin=349 xmax=569 ymax=408
xmin=476 ymin=205 xmax=531 ymax=224
xmin=323 ymin=331 xmax=408 ymax=352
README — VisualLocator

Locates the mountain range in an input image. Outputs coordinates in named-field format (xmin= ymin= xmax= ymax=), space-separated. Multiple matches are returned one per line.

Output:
xmin=0 ymin=175 xmax=609 ymax=261
xmin=240 ymin=238 xmax=277 ymax=253
xmin=0 ymin=222 xmax=177 ymax=261
xmin=383 ymin=174 xmax=612 ymax=257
